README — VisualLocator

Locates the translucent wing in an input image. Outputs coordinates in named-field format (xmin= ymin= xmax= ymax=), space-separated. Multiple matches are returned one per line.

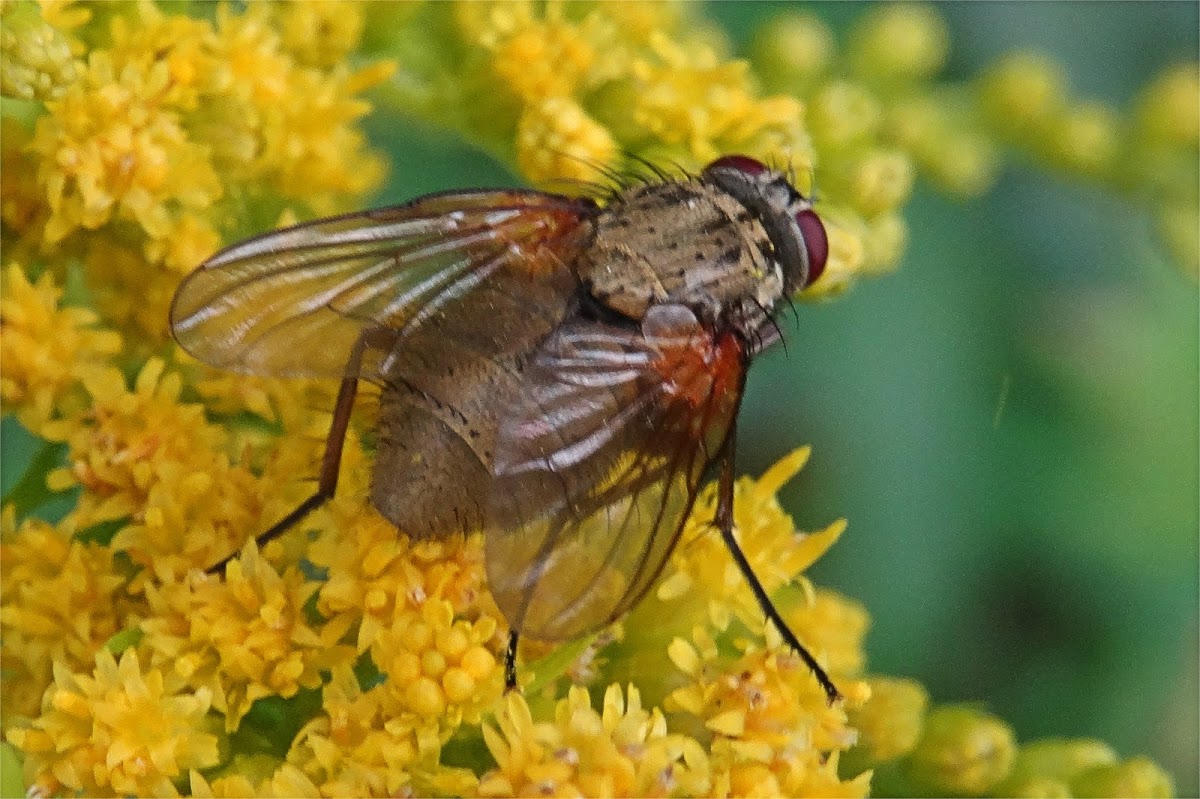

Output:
xmin=487 ymin=304 xmax=746 ymax=641
xmin=170 ymin=191 xmax=594 ymax=379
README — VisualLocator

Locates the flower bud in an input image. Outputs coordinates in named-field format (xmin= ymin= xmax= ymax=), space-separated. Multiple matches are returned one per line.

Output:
xmin=1136 ymin=64 xmax=1200 ymax=148
xmin=1070 ymin=757 xmax=1175 ymax=798
xmin=849 ymin=4 xmax=950 ymax=83
xmin=846 ymin=676 xmax=930 ymax=766
xmin=750 ymin=13 xmax=835 ymax=91
xmin=992 ymin=738 xmax=1117 ymax=797
xmin=904 ymin=705 xmax=1017 ymax=796
xmin=979 ymin=52 xmax=1069 ymax=138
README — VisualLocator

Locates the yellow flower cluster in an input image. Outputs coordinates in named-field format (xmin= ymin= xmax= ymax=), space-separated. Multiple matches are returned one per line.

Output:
xmin=0 ymin=510 xmax=126 ymax=720
xmin=381 ymin=3 xmax=1198 ymax=286
xmin=3 ymin=0 xmax=392 ymax=342
xmin=311 ymin=509 xmax=492 ymax=656
xmin=479 ymin=685 xmax=709 ymax=797
xmin=1 ymin=3 xmax=1182 ymax=798
xmin=6 ymin=649 xmax=218 ymax=797
xmin=41 ymin=359 xmax=271 ymax=580
xmin=0 ymin=263 xmax=121 ymax=436
xmin=0 ymin=1 xmax=80 ymax=101
xmin=379 ymin=1 xmax=892 ymax=295
xmin=752 ymin=5 xmax=988 ymax=288
xmin=280 ymin=663 xmax=478 ymax=798
xmin=650 ymin=448 xmax=846 ymax=636
xmin=140 ymin=544 xmax=356 ymax=732
xmin=667 ymin=626 xmax=871 ymax=797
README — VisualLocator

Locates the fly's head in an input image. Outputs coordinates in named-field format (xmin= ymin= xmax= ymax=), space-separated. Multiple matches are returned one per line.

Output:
xmin=701 ymin=155 xmax=829 ymax=298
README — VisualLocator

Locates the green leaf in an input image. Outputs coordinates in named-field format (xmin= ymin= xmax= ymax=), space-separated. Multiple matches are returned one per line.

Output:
xmin=75 ymin=518 xmax=127 ymax=546
xmin=441 ymin=726 xmax=494 ymax=772
xmin=523 ymin=634 xmax=598 ymax=698
xmin=0 ymin=743 xmax=23 ymax=799
xmin=353 ymin=651 xmax=386 ymax=691
xmin=103 ymin=627 xmax=143 ymax=654
xmin=229 ymin=688 xmax=323 ymax=760
xmin=0 ymin=437 xmax=69 ymax=520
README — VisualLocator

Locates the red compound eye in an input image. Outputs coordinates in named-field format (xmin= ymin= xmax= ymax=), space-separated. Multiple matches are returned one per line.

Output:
xmin=704 ymin=154 xmax=768 ymax=175
xmin=795 ymin=208 xmax=828 ymax=287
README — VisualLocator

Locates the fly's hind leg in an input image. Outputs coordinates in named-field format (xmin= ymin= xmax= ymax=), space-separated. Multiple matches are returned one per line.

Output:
xmin=715 ymin=426 xmax=842 ymax=704
xmin=206 ymin=335 xmax=368 ymax=575
xmin=504 ymin=630 xmax=520 ymax=692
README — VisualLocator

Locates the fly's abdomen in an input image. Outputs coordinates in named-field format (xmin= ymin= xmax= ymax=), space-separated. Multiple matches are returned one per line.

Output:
xmin=370 ymin=280 xmax=565 ymax=538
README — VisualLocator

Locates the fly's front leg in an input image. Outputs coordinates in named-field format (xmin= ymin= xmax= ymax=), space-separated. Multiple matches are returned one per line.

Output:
xmin=715 ymin=426 xmax=842 ymax=704
xmin=206 ymin=335 xmax=367 ymax=575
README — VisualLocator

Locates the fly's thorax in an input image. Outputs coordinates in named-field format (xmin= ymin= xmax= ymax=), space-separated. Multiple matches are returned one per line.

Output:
xmin=577 ymin=179 xmax=785 ymax=332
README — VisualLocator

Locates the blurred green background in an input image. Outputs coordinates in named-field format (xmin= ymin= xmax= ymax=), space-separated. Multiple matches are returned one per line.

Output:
xmin=364 ymin=1 xmax=1197 ymax=792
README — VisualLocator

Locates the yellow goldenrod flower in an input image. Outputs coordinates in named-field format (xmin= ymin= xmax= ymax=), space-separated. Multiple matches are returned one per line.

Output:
xmin=103 ymin=5 xmax=225 ymax=110
xmin=30 ymin=49 xmax=223 ymax=246
xmin=6 ymin=649 xmax=219 ymax=797
xmin=312 ymin=508 xmax=492 ymax=655
xmin=33 ymin=0 xmax=93 ymax=56
xmin=625 ymin=37 xmax=809 ymax=166
xmin=479 ymin=684 xmax=710 ymax=798
xmin=649 ymin=448 xmax=846 ymax=637
xmin=0 ymin=264 xmax=121 ymax=435
xmin=452 ymin=0 xmax=537 ymax=51
xmin=516 ymin=96 xmax=618 ymax=188
xmin=370 ymin=599 xmax=501 ymax=728
xmin=808 ymin=81 xmax=884 ymax=154
xmin=920 ymin=127 xmax=999 ymax=199
xmin=285 ymin=663 xmax=479 ymax=797
xmin=972 ymin=46 xmax=1196 ymax=265
xmin=187 ymin=362 xmax=295 ymax=426
xmin=884 ymin=92 xmax=1000 ymax=198
xmin=188 ymin=766 xmax=266 ymax=799
xmin=749 ymin=12 xmax=836 ymax=93
xmin=0 ymin=509 xmax=127 ymax=722
xmin=840 ymin=148 xmax=916 ymax=218
xmin=783 ymin=587 xmax=870 ymax=678
xmin=1048 ymin=101 xmax=1121 ymax=178
xmin=491 ymin=16 xmax=595 ymax=103
xmin=843 ymin=676 xmax=930 ymax=769
xmin=139 ymin=543 xmax=356 ymax=732
xmin=205 ymin=5 xmax=394 ymax=211
xmin=978 ymin=52 xmax=1070 ymax=141
xmin=0 ymin=0 xmax=80 ymax=100
xmin=848 ymin=4 xmax=950 ymax=85
xmin=290 ymin=665 xmax=423 ymax=796
xmin=41 ymin=359 xmax=269 ymax=577
xmin=858 ymin=211 xmax=910 ymax=275
xmin=667 ymin=625 xmax=871 ymax=798
xmin=251 ymin=62 xmax=391 ymax=213
xmin=270 ymin=0 xmax=365 ymax=70
xmin=9 ymin=1 xmax=391 ymax=342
